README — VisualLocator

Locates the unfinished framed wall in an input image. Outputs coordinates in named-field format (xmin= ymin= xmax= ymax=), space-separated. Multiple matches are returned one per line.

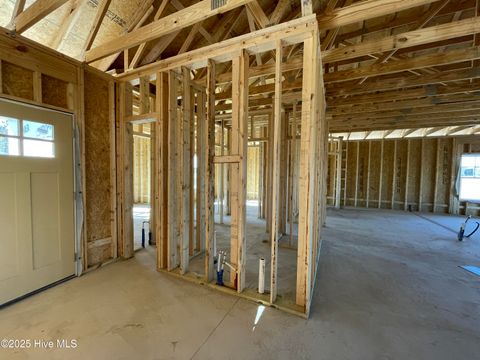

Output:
xmin=115 ymin=15 xmax=327 ymax=317
xmin=327 ymin=136 xmax=480 ymax=217
xmin=0 ymin=28 xmax=118 ymax=272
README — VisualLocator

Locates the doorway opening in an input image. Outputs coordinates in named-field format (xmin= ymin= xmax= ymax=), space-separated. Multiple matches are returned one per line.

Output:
xmin=133 ymin=122 xmax=152 ymax=251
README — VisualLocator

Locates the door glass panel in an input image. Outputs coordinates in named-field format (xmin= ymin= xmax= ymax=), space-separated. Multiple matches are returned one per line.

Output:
xmin=23 ymin=120 xmax=54 ymax=140
xmin=0 ymin=136 xmax=20 ymax=156
xmin=0 ymin=117 xmax=19 ymax=136
xmin=23 ymin=139 xmax=54 ymax=158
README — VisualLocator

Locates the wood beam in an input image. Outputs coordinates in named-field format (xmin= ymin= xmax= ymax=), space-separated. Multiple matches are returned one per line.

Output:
xmin=204 ymin=59 xmax=215 ymax=281
xmin=129 ymin=0 xmax=170 ymax=69
xmin=270 ymin=40 xmax=282 ymax=303
xmin=9 ymin=0 xmax=26 ymax=28
xmin=332 ymin=103 xmax=480 ymax=122
xmin=117 ymin=15 xmax=317 ymax=81
xmin=15 ymin=0 xmax=70 ymax=34
xmin=328 ymin=68 xmax=480 ymax=97
xmin=301 ymin=0 xmax=313 ymax=16
xmin=327 ymin=82 xmax=480 ymax=107
xmin=90 ymin=3 xmax=154 ymax=71
xmin=86 ymin=0 xmax=253 ymax=63
xmin=50 ymin=0 xmax=85 ymax=50
xmin=230 ymin=50 xmax=249 ymax=291
xmin=83 ymin=0 xmax=112 ymax=53
xmin=269 ymin=0 xmax=291 ymax=25
xmin=317 ymin=0 xmax=445 ymax=30
xmin=323 ymin=16 xmax=480 ymax=63
xmin=330 ymin=115 xmax=480 ymax=132
xmin=325 ymin=46 xmax=480 ymax=84
xmin=329 ymin=94 xmax=480 ymax=115
xmin=246 ymin=1 xmax=269 ymax=28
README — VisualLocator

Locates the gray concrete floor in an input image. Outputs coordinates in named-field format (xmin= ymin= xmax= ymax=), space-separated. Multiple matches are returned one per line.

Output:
xmin=1 ymin=208 xmax=479 ymax=359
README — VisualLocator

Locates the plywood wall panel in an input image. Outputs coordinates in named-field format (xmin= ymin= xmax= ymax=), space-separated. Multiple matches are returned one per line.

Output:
xmin=357 ymin=141 xmax=369 ymax=207
xmin=407 ymin=140 xmax=421 ymax=210
xmin=394 ymin=140 xmax=408 ymax=210
xmin=84 ymin=70 xmax=113 ymax=264
xmin=421 ymin=139 xmax=436 ymax=212
xmin=381 ymin=140 xmax=394 ymax=209
xmin=2 ymin=62 xmax=33 ymax=100
xmin=368 ymin=140 xmax=382 ymax=208
xmin=41 ymin=74 xmax=68 ymax=109
xmin=345 ymin=141 xmax=357 ymax=206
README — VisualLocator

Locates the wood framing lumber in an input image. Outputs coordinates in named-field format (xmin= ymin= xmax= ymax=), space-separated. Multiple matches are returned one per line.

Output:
xmin=324 ymin=46 xmax=480 ymax=84
xmin=116 ymin=15 xmax=317 ymax=81
xmin=180 ymin=67 xmax=191 ymax=274
xmin=270 ymin=40 xmax=282 ymax=304
xmin=215 ymin=56 xmax=303 ymax=84
xmin=15 ymin=0 xmax=70 ymax=33
xmin=204 ymin=59 xmax=216 ymax=282
xmin=317 ymin=0 xmax=445 ymax=30
xmin=83 ymin=0 xmax=112 ymax=52
xmin=327 ymin=82 xmax=480 ymax=107
xmin=296 ymin=32 xmax=318 ymax=310
xmin=230 ymin=50 xmax=249 ymax=291
xmin=327 ymin=68 xmax=480 ymax=96
xmin=301 ymin=0 xmax=313 ymax=16
xmin=246 ymin=1 xmax=269 ymax=28
xmin=331 ymin=100 xmax=480 ymax=118
xmin=156 ymin=71 xmax=169 ymax=269
xmin=9 ymin=0 xmax=27 ymax=28
xmin=330 ymin=116 xmax=480 ymax=132
xmin=129 ymin=0 xmax=170 ymax=69
xmin=322 ymin=17 xmax=480 ymax=63
xmin=85 ymin=0 xmax=254 ymax=62
xmin=329 ymin=94 xmax=480 ymax=115
xmin=269 ymin=0 xmax=291 ymax=25
xmin=214 ymin=155 xmax=242 ymax=163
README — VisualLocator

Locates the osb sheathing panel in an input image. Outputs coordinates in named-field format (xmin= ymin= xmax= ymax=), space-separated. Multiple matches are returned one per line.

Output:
xmin=435 ymin=138 xmax=453 ymax=212
xmin=421 ymin=139 xmax=437 ymax=211
xmin=380 ymin=141 xmax=395 ymax=209
xmin=394 ymin=140 xmax=408 ymax=210
xmin=345 ymin=142 xmax=357 ymax=206
xmin=84 ymin=70 xmax=112 ymax=254
xmin=88 ymin=243 xmax=111 ymax=268
xmin=2 ymin=61 xmax=33 ymax=100
xmin=357 ymin=141 xmax=369 ymax=207
xmin=368 ymin=141 xmax=382 ymax=206
xmin=41 ymin=74 xmax=68 ymax=109
xmin=407 ymin=140 xmax=421 ymax=209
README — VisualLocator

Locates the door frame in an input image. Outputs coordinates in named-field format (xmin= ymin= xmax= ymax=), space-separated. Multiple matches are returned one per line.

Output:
xmin=0 ymin=96 xmax=81 ymax=275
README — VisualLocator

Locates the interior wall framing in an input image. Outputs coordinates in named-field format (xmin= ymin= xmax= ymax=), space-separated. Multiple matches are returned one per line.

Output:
xmin=327 ymin=136 xmax=480 ymax=217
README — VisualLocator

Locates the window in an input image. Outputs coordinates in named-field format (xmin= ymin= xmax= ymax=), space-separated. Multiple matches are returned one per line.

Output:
xmin=459 ymin=154 xmax=480 ymax=202
xmin=0 ymin=116 xmax=55 ymax=158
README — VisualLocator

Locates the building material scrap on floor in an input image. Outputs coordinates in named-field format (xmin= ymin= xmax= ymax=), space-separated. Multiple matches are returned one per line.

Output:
xmin=0 ymin=0 xmax=479 ymax=358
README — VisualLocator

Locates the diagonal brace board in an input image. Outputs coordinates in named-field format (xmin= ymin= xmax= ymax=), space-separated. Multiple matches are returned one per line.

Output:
xmin=85 ymin=0 xmax=254 ymax=63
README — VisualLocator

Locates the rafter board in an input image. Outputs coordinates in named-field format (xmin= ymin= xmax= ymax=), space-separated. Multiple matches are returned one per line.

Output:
xmin=85 ymin=0 xmax=255 ymax=63
xmin=323 ymin=16 xmax=480 ymax=63
xmin=317 ymin=0 xmax=446 ymax=30
xmin=116 ymin=15 xmax=318 ymax=81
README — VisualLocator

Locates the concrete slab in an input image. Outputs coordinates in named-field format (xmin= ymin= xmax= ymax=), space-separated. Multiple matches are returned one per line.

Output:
xmin=0 ymin=208 xmax=479 ymax=359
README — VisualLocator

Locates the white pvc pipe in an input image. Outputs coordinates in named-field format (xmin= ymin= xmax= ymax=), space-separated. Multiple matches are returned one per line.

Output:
xmin=258 ymin=258 xmax=265 ymax=294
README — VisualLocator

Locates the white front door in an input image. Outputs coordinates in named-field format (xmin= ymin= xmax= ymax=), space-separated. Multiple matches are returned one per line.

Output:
xmin=0 ymin=99 xmax=75 ymax=305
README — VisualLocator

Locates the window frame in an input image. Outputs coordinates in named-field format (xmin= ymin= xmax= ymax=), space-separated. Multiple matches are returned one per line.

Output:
xmin=459 ymin=152 xmax=480 ymax=203
xmin=0 ymin=116 xmax=55 ymax=158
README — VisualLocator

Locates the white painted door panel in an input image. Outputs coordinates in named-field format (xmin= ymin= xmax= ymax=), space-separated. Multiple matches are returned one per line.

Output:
xmin=0 ymin=99 xmax=75 ymax=305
